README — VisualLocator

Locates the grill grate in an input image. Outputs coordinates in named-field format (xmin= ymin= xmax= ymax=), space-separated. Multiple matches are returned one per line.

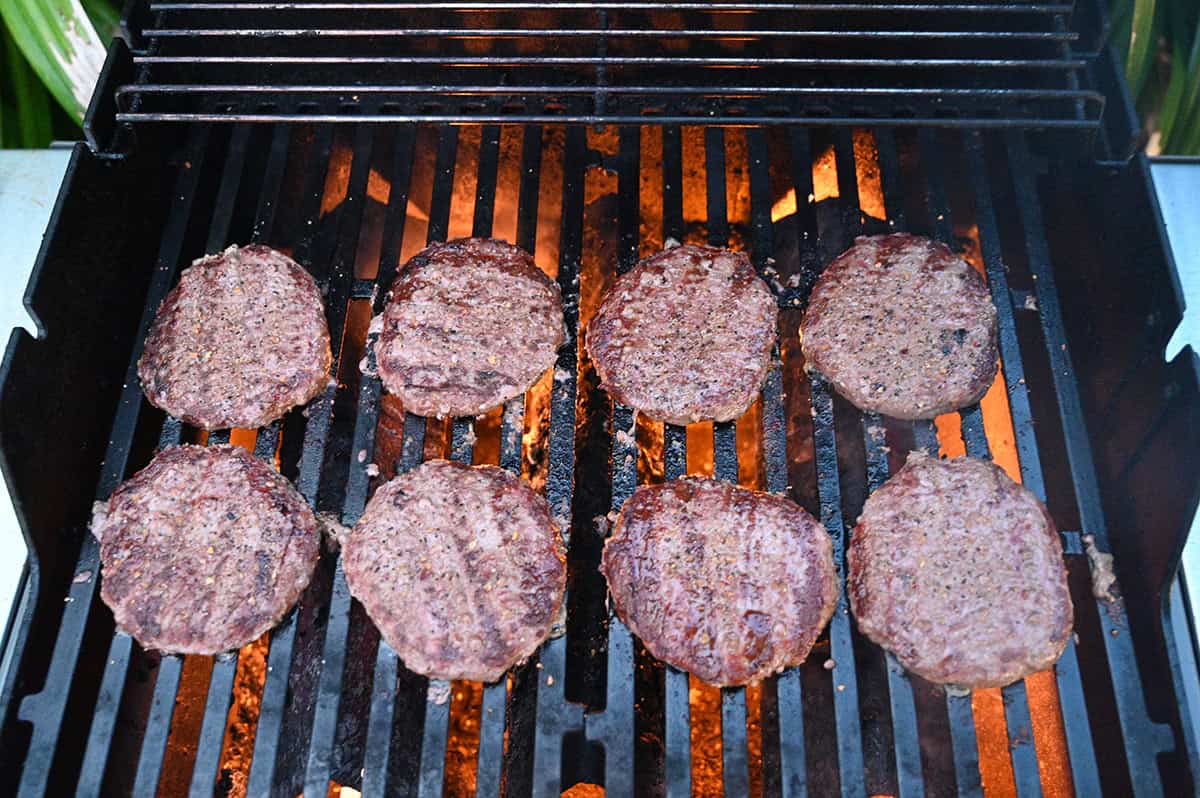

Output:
xmin=2 ymin=114 xmax=1187 ymax=796
xmin=106 ymin=1 xmax=1107 ymax=130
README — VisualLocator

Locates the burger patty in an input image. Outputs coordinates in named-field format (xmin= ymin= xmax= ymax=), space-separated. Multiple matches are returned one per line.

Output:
xmin=848 ymin=452 xmax=1072 ymax=688
xmin=585 ymin=245 xmax=778 ymax=425
xmin=600 ymin=478 xmax=837 ymax=686
xmin=375 ymin=238 xmax=564 ymax=418
xmin=139 ymin=244 xmax=332 ymax=430
xmin=90 ymin=444 xmax=321 ymax=655
xmin=343 ymin=460 xmax=567 ymax=683
xmin=801 ymin=234 xmax=998 ymax=420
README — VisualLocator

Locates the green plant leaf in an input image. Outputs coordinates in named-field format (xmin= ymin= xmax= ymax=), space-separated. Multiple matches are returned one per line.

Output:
xmin=0 ymin=0 xmax=107 ymax=122
xmin=3 ymin=25 xmax=53 ymax=146
xmin=81 ymin=0 xmax=118 ymax=44
xmin=1159 ymin=44 xmax=1188 ymax=146
xmin=1125 ymin=0 xmax=1159 ymax=98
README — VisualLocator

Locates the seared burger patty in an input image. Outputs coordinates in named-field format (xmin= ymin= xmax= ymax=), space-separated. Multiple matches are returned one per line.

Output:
xmin=801 ymin=234 xmax=998 ymax=420
xmin=586 ymin=245 xmax=778 ymax=425
xmin=600 ymin=478 xmax=837 ymax=686
xmin=343 ymin=460 xmax=566 ymax=683
xmin=374 ymin=238 xmax=564 ymax=418
xmin=139 ymin=244 xmax=332 ymax=430
xmin=90 ymin=445 xmax=320 ymax=654
xmin=848 ymin=452 xmax=1072 ymax=689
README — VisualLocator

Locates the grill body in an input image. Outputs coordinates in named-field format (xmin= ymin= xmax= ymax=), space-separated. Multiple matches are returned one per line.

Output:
xmin=1 ymin=2 xmax=1199 ymax=797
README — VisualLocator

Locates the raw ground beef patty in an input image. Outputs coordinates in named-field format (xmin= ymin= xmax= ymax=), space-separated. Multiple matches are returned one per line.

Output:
xmin=600 ymin=477 xmax=838 ymax=686
xmin=848 ymin=451 xmax=1072 ymax=688
xmin=801 ymin=233 xmax=999 ymax=420
xmin=585 ymin=244 xmax=778 ymax=425
xmin=138 ymin=244 xmax=332 ymax=430
xmin=90 ymin=444 xmax=321 ymax=654
xmin=374 ymin=237 xmax=564 ymax=418
xmin=342 ymin=459 xmax=567 ymax=683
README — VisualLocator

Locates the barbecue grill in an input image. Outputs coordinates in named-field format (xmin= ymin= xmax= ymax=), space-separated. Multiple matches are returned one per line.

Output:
xmin=2 ymin=0 xmax=1198 ymax=796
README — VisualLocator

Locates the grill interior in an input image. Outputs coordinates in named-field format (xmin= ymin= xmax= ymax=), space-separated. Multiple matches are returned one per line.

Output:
xmin=2 ymin=1 xmax=1199 ymax=797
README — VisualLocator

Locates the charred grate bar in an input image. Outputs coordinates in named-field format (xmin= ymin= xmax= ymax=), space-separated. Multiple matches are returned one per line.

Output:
xmin=105 ymin=0 xmax=1107 ymax=131
xmin=0 ymin=73 xmax=1192 ymax=798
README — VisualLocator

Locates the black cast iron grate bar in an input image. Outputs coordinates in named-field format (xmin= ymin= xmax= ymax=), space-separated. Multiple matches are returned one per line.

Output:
xmin=704 ymin=127 xmax=752 ymax=798
xmin=51 ymin=125 xmax=210 ymax=798
xmin=1005 ymin=130 xmax=1175 ymax=796
xmin=411 ymin=124 xmax=467 ymax=798
xmin=745 ymin=124 xmax=808 ymax=798
xmin=246 ymin=121 xmax=371 ymax=798
xmin=186 ymin=652 xmax=239 ymax=797
xmin=184 ymin=121 xmax=292 ymax=798
xmin=584 ymin=122 xmax=640 ymax=798
xmin=887 ymin=129 xmax=985 ymax=798
xmin=791 ymin=124 xmax=867 ymax=798
xmin=961 ymin=129 xmax=1103 ymax=796
xmin=873 ymin=127 xmax=991 ymax=797
xmin=363 ymin=413 xmax=426 ymax=795
xmin=303 ymin=122 xmax=418 ymax=796
xmin=145 ymin=27 xmax=1080 ymax=40
xmin=661 ymin=122 xmax=691 ymax=798
xmin=131 ymin=654 xmax=184 ymax=798
xmin=917 ymin=126 xmax=1046 ymax=796
xmin=148 ymin=2 xmax=1079 ymax=13
xmin=529 ymin=123 xmax=586 ymax=798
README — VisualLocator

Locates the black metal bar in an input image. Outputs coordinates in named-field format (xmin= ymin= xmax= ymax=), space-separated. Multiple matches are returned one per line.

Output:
xmin=850 ymin=127 xmax=925 ymax=798
xmin=419 ymin=680 xmax=451 ymax=797
xmin=476 ymin=681 xmax=508 ymax=798
xmin=148 ymin=27 xmax=1079 ymax=41
xmin=49 ymin=127 xmax=211 ymax=798
xmin=73 ymin=633 xmax=133 ymax=798
xmin=204 ymin=123 xmax=252 ymax=254
xmin=660 ymin=121 xmax=690 ymax=798
xmin=530 ymin=125 xmax=586 ymax=798
xmin=186 ymin=653 xmax=239 ymax=798
xmin=122 ymin=84 xmax=1105 ymax=101
xmin=364 ymin=643 xmax=402 ymax=795
xmin=800 ymin=125 xmax=868 ymax=798
xmin=703 ymin=125 xmax=750 ymax=796
xmin=473 ymin=125 xmax=501 ymax=239
xmin=159 ymin=416 xmax=184 ymax=450
xmin=251 ymin=124 xmax=292 ymax=243
xmin=303 ymin=124 xmax=418 ymax=796
xmin=427 ymin=125 xmax=460 ymax=244
xmin=862 ymin=414 xmax=925 ymax=798
xmin=585 ymin=123 xmax=641 ymax=798
xmin=919 ymin=126 xmax=1045 ymax=797
xmin=962 ymin=129 xmax=1102 ymax=796
xmin=116 ymin=113 xmax=1105 ymax=129
xmin=131 ymin=655 xmax=184 ymax=798
xmin=363 ymin=413 xmax=428 ymax=794
xmin=876 ymin=131 xmax=983 ymax=798
xmin=746 ymin=125 xmax=806 ymax=798
xmin=149 ymin=2 xmax=1078 ymax=13
xmin=663 ymin=422 xmax=690 ymax=798
xmin=247 ymin=124 xmax=366 ymax=797
xmin=958 ymin=414 xmax=1043 ymax=798
xmin=704 ymin=127 xmax=729 ymax=248
xmin=515 ymin=125 xmax=542 ymax=253
xmin=136 ymin=55 xmax=1088 ymax=68
xmin=1005 ymin=130 xmax=1173 ymax=797
xmin=207 ymin=429 xmax=232 ymax=445
xmin=808 ymin=374 xmax=868 ymax=798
